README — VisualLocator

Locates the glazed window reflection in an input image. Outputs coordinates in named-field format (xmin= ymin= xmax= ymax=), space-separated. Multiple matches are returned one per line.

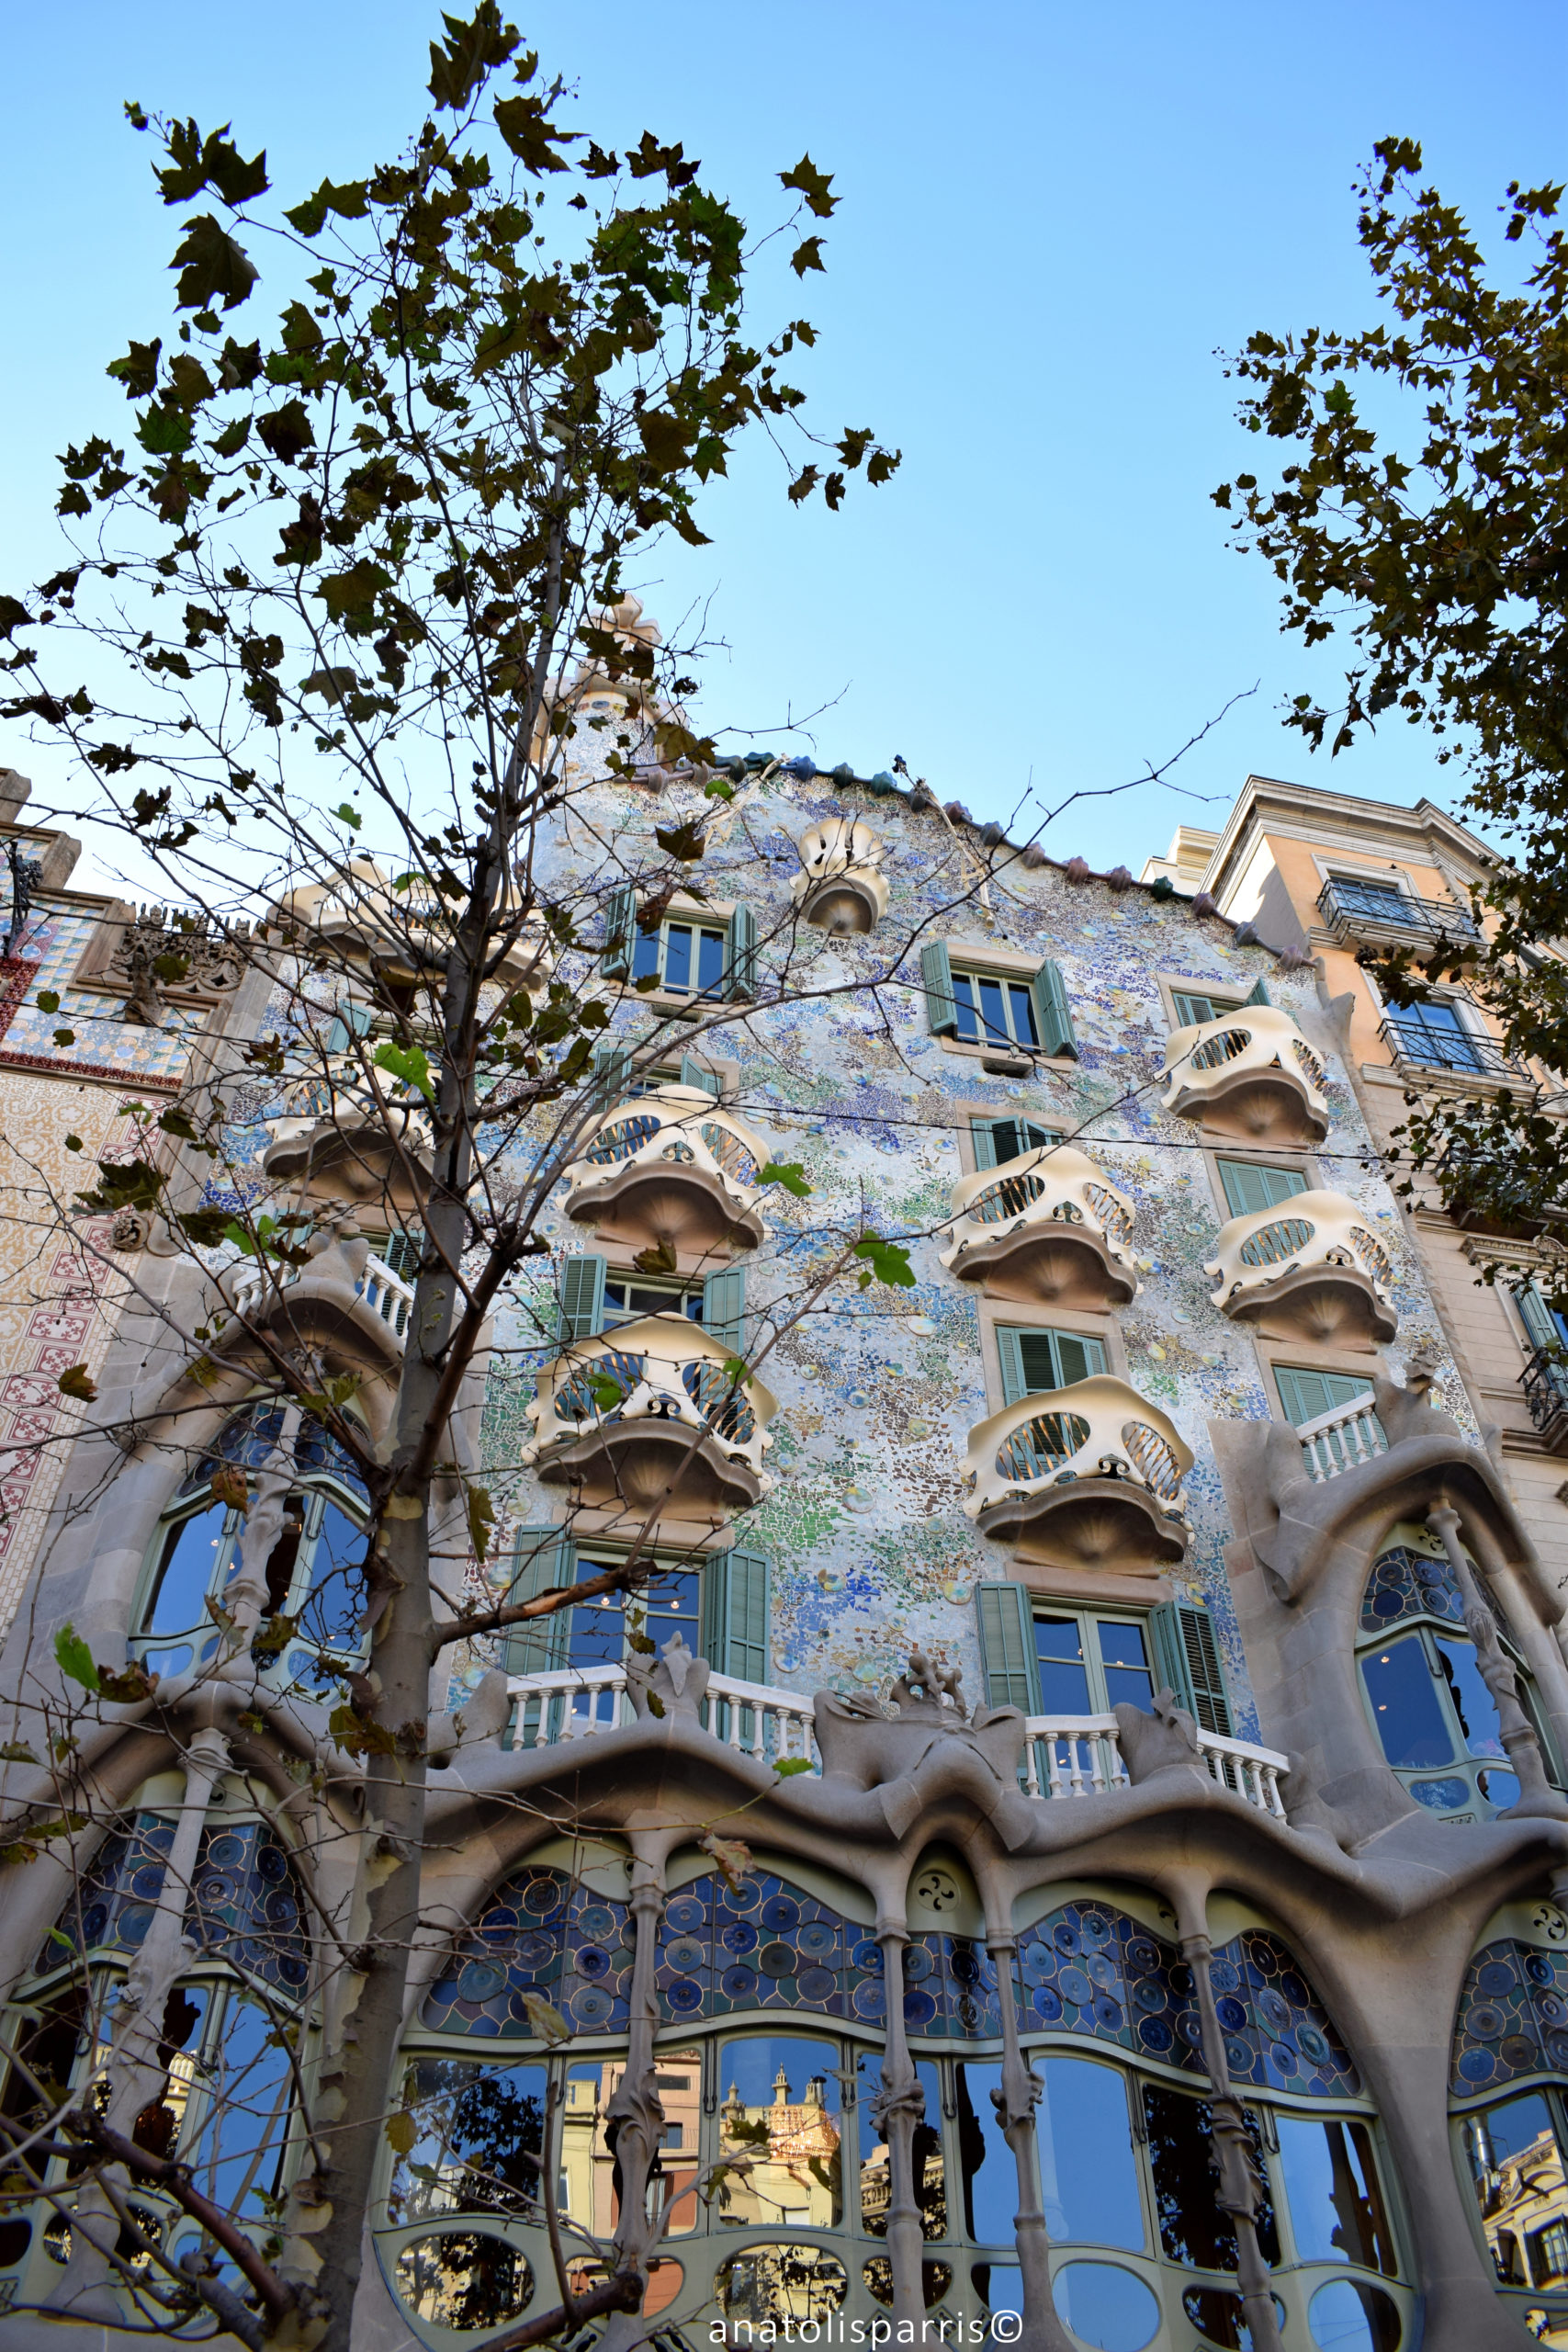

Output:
xmin=1142 ymin=2083 xmax=1278 ymax=2270
xmin=953 ymin=2063 xmax=1014 ymax=2245
xmin=1036 ymin=2055 xmax=1145 ymax=2252
xmin=1462 ymin=2090 xmax=1568 ymax=2290
xmin=1276 ymin=2114 xmax=1395 ymax=2274
xmin=388 ymin=2060 xmax=547 ymax=2225
xmin=1360 ymin=1635 xmax=1456 ymax=1768
xmin=716 ymin=2036 xmax=841 ymax=2230
xmin=859 ymin=2057 xmax=943 ymax=2240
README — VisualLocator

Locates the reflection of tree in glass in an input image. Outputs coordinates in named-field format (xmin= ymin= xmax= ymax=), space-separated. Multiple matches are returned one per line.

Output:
xmin=389 ymin=2062 xmax=546 ymax=2225
xmin=1141 ymin=2085 xmax=1278 ymax=2268
xmin=863 ymin=2257 xmax=952 ymax=2308
xmin=395 ymin=2232 xmax=534 ymax=2330
xmin=716 ymin=2244 xmax=847 ymax=2328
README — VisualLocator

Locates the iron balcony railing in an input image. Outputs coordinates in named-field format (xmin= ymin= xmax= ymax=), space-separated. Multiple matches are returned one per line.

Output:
xmin=1317 ymin=876 xmax=1481 ymax=944
xmin=1378 ymin=1013 xmax=1529 ymax=1084
xmin=1521 ymin=1345 xmax=1568 ymax=1436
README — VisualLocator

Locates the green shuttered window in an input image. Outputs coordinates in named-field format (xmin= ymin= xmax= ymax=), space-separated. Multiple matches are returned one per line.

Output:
xmin=997 ymin=1324 xmax=1108 ymax=1405
xmin=971 ymin=1116 xmax=1060 ymax=1171
xmin=704 ymin=1549 xmax=770 ymax=1684
xmin=681 ymin=1054 xmax=721 ymax=1097
xmin=602 ymin=884 xmax=636 ymax=979
xmin=701 ymin=1267 xmax=747 ymax=1352
xmin=1150 ymin=1600 xmax=1234 ymax=1737
xmin=1216 ymin=1159 xmax=1310 ymax=1218
xmin=503 ymin=1527 xmax=575 ymax=1676
xmin=976 ymin=1583 xmax=1042 ymax=1714
xmin=559 ymin=1255 xmax=606 ymax=1341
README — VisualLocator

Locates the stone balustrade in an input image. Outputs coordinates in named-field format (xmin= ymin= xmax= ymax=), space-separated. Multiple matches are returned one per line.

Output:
xmin=522 ymin=1315 xmax=776 ymax=1513
xmin=940 ymin=1143 xmax=1139 ymax=1309
xmin=223 ymin=1242 xmax=416 ymax=1353
xmin=962 ymin=1374 xmax=1193 ymax=1574
xmin=1162 ymin=1003 xmax=1330 ymax=1147
xmin=1204 ymin=1188 xmax=1397 ymax=1347
xmin=560 ymin=1084 xmax=769 ymax=1256
xmin=1295 ymin=1392 xmax=1390 ymax=1483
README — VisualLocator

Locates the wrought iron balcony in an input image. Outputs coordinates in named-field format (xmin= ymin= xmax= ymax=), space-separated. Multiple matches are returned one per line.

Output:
xmin=940 ymin=1143 xmax=1139 ymax=1309
xmin=790 ymin=815 xmax=888 ymax=934
xmin=1521 ymin=1346 xmax=1568 ymax=1454
xmin=1379 ymin=1013 xmax=1529 ymax=1087
xmin=1204 ymin=1188 xmax=1397 ymax=1348
xmin=1316 ymin=875 xmax=1481 ymax=950
xmin=1162 ymin=1004 xmax=1330 ymax=1148
xmin=561 ymin=1085 xmax=768 ymax=1257
xmin=961 ymin=1374 xmax=1192 ymax=1574
xmin=523 ymin=1317 xmax=776 ymax=1514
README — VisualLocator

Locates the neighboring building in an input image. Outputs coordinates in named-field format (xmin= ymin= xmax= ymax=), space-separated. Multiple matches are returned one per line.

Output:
xmin=6 ymin=713 xmax=1568 ymax=2352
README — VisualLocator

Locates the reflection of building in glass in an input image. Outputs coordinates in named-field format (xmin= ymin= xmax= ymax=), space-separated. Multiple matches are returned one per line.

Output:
xmin=717 ymin=2067 xmax=841 ymax=2228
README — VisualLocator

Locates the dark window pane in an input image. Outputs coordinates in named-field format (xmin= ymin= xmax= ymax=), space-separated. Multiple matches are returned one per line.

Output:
xmin=955 ymin=2063 xmax=1016 ymax=2245
xmin=1037 ymin=2057 xmax=1144 ymax=2250
xmin=1008 ymin=984 xmax=1039 ymax=1046
xmin=953 ymin=977 xmax=979 ymax=1040
xmin=642 ymin=1567 xmax=700 ymax=1659
xmin=1143 ymin=2082 xmax=1278 ymax=2270
xmin=1277 ymin=2114 xmax=1396 ymax=2275
xmin=145 ymin=1503 xmax=230 ymax=1635
xmin=631 ymin=930 xmax=660 ymax=980
xmin=304 ymin=1502 xmax=366 ymax=1651
xmin=1098 ymin=1622 xmax=1154 ymax=1715
xmin=1360 ymin=1636 xmax=1455 ymax=1768
xmin=1434 ymin=1636 xmax=1506 ymax=1759
xmin=976 ymin=978 xmax=1010 ymax=1045
xmin=1035 ymin=1617 xmax=1091 ymax=1714
xmin=570 ymin=1592 xmax=624 ymax=1668
xmin=697 ymin=930 xmax=726 ymax=994
xmin=859 ymin=2056 xmax=942 ymax=2239
xmin=663 ymin=926 xmax=693 ymax=990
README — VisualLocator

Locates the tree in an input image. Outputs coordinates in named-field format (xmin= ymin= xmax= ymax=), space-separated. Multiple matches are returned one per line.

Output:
xmin=1213 ymin=137 xmax=1568 ymax=1279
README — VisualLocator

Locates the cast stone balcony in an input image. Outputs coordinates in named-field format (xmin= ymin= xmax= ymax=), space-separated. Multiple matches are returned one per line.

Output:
xmin=263 ymin=1088 xmax=433 ymax=1221
xmin=561 ymin=1085 xmax=769 ymax=1257
xmin=961 ymin=1374 xmax=1192 ymax=1575
xmin=275 ymin=856 xmax=549 ymax=991
xmin=1204 ymin=1189 xmax=1397 ymax=1348
xmin=1162 ymin=1003 xmax=1330 ymax=1148
xmin=939 ymin=1143 xmax=1139 ymax=1309
xmin=523 ymin=1317 xmax=776 ymax=1514
xmin=790 ymin=815 xmax=888 ymax=934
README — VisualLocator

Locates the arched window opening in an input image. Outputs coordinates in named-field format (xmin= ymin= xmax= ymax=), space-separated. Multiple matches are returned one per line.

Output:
xmin=1356 ymin=1536 xmax=1555 ymax=1820
xmin=133 ymin=1400 xmax=368 ymax=1687
xmin=1450 ymin=1914 xmax=1568 ymax=2336
xmin=383 ymin=1877 xmax=1404 ymax=2349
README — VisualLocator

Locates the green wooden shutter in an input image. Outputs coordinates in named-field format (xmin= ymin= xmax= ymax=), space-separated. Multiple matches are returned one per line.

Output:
xmin=602 ymin=885 xmax=636 ymax=979
xmin=704 ymin=1549 xmax=770 ymax=1684
xmin=592 ymin=1044 xmax=632 ymax=1102
xmin=1216 ymin=1159 xmax=1310 ymax=1217
xmin=559 ymin=1254 xmax=606 ymax=1340
xmin=503 ymin=1527 xmax=575 ymax=1677
xmin=971 ymin=1118 xmax=1000 ymax=1172
xmin=681 ymin=1054 xmax=721 ymax=1097
xmin=997 ymin=1325 xmax=1029 ymax=1407
xmin=724 ymin=904 xmax=758 ymax=1000
xmin=1150 ymin=1601 xmax=1233 ymax=1736
xmin=920 ymin=941 xmax=958 ymax=1035
xmin=1517 ymin=1283 xmax=1562 ymax=1353
xmin=976 ymin=1583 xmax=1042 ymax=1714
xmin=324 ymin=1001 xmax=375 ymax=1054
xmin=1171 ymin=990 xmax=1220 ymax=1028
xmin=1052 ymin=1329 xmax=1107 ymax=1385
xmin=1242 ymin=977 xmax=1272 ymax=1008
xmin=1274 ymin=1366 xmax=1374 ymax=1426
xmin=702 ymin=1267 xmax=747 ymax=1353
xmin=1029 ymin=960 xmax=1077 ymax=1059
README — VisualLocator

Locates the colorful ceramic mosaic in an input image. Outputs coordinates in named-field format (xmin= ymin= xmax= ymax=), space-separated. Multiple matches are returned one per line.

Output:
xmin=46 ymin=1811 xmax=308 ymax=1992
xmin=1450 ymin=1938 xmax=1568 ymax=2092
xmin=0 ymin=903 xmax=201 ymax=1086
xmin=423 ymin=1867 xmax=632 ymax=2036
xmin=1015 ymin=1902 xmax=1360 ymax=2097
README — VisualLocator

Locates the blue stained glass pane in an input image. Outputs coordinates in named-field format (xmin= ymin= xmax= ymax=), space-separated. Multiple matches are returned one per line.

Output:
xmin=1008 ymin=983 xmax=1039 ymax=1046
xmin=664 ymin=926 xmax=693 ymax=989
xmin=1360 ymin=1635 xmax=1455 ymax=1768
xmin=697 ymin=930 xmax=725 ymax=993
xmin=953 ymin=976 xmax=979 ymax=1040
xmin=1434 ymin=1635 xmax=1506 ymax=1758
xmin=146 ymin=1503 xmax=230 ymax=1635
xmin=632 ymin=928 xmax=660 ymax=980
xmin=1036 ymin=2057 xmax=1144 ymax=2250
xmin=976 ymin=978 xmax=1010 ymax=1045
xmin=953 ymin=2063 xmax=1015 ymax=2245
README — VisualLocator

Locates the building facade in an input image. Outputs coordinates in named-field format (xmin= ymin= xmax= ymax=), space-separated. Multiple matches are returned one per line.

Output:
xmin=1 ymin=735 xmax=1568 ymax=2352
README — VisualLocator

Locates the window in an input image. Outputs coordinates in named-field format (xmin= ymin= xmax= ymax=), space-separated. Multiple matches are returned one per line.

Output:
xmin=1325 ymin=874 xmax=1418 ymax=926
xmin=134 ymin=1405 xmax=367 ymax=1686
xmin=1460 ymin=2088 xmax=1568 ymax=2292
xmin=1516 ymin=1283 xmax=1568 ymax=1358
xmin=602 ymin=889 xmax=756 ymax=1001
xmin=633 ymin=919 xmax=726 ymax=997
xmin=1032 ymin=1611 xmax=1155 ymax=1715
xmin=558 ymin=1257 xmax=746 ymax=1347
xmin=503 ymin=1533 xmax=769 ymax=1689
xmin=997 ymin=1324 xmax=1107 ymax=1404
xmin=953 ymin=972 xmax=1040 ymax=1050
xmin=1356 ymin=1541 xmax=1552 ymax=1816
xmin=1382 ymin=996 xmax=1486 ymax=1074
xmin=972 ymin=1115 xmax=1061 ymax=1171
xmin=1274 ymin=1366 xmax=1376 ymax=1428
xmin=919 ymin=943 xmax=1077 ymax=1058
xmin=1216 ymin=1159 xmax=1310 ymax=1218
xmin=604 ymin=1276 xmax=705 ymax=1328
xmin=1170 ymin=978 xmax=1269 ymax=1028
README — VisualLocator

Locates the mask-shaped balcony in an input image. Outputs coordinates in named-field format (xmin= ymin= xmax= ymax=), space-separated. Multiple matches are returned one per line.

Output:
xmin=523 ymin=1317 xmax=776 ymax=1513
xmin=790 ymin=815 xmax=889 ymax=934
xmin=561 ymin=1085 xmax=768 ymax=1257
xmin=275 ymin=857 xmax=549 ymax=991
xmin=262 ymin=1091 xmax=433 ymax=1221
xmin=1204 ymin=1189 xmax=1398 ymax=1348
xmin=962 ymin=1375 xmax=1193 ymax=1575
xmin=1162 ymin=1004 xmax=1330 ymax=1148
xmin=939 ymin=1144 xmax=1138 ymax=1309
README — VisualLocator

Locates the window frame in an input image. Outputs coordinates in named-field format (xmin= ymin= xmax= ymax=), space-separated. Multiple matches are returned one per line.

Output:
xmin=1213 ymin=1156 xmax=1313 ymax=1220
xmin=951 ymin=968 xmax=1042 ymax=1053
xmin=1029 ymin=1604 xmax=1157 ymax=1719
xmin=996 ymin=1322 xmax=1110 ymax=1407
xmin=632 ymin=914 xmax=728 ymax=1000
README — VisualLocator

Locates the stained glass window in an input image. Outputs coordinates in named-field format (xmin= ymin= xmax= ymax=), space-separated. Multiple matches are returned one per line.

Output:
xmin=41 ymin=1813 xmax=308 ymax=1993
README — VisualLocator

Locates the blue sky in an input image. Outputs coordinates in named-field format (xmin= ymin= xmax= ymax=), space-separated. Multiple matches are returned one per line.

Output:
xmin=1 ymin=1 xmax=1562 ymax=886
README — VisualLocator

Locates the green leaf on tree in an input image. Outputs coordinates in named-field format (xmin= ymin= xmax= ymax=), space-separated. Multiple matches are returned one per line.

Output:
xmin=374 ymin=1039 xmax=435 ymax=1101
xmin=759 ymin=1161 xmax=812 ymax=1197
xmin=853 ymin=1235 xmax=916 ymax=1288
xmin=54 ymin=1623 xmax=100 ymax=1693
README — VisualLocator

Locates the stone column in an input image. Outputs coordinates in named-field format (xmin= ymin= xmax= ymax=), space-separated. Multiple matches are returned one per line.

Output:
xmin=1427 ymin=1503 xmax=1568 ymax=1818
xmin=985 ymin=1932 xmax=1075 ymax=2352
xmin=598 ymin=1850 xmax=668 ymax=2352
xmin=1179 ymin=1927 xmax=1283 ymax=2352
xmin=222 ymin=1405 xmax=301 ymax=1647
xmin=871 ymin=1920 xmax=926 ymax=2327
xmin=45 ymin=1723 xmax=231 ymax=2318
